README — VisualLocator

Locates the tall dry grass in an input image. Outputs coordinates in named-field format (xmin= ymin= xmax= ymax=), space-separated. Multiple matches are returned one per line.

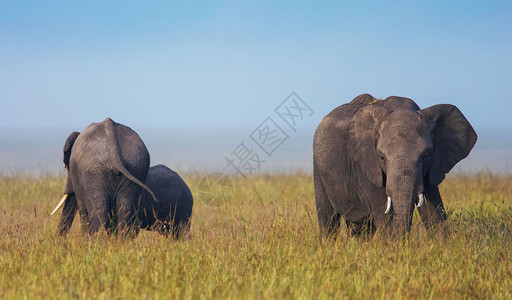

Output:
xmin=0 ymin=172 xmax=511 ymax=299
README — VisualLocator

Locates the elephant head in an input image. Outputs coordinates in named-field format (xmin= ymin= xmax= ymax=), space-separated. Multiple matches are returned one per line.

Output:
xmin=348 ymin=97 xmax=477 ymax=235
xmin=51 ymin=131 xmax=80 ymax=221
xmin=63 ymin=131 xmax=80 ymax=192
xmin=51 ymin=131 xmax=80 ymax=229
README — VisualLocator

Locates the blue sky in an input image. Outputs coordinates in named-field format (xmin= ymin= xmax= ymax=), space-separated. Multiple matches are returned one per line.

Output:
xmin=1 ymin=0 xmax=511 ymax=132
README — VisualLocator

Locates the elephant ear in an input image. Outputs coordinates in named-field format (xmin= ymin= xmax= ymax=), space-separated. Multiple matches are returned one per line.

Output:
xmin=422 ymin=104 xmax=477 ymax=186
xmin=63 ymin=131 xmax=80 ymax=169
xmin=348 ymin=105 xmax=389 ymax=187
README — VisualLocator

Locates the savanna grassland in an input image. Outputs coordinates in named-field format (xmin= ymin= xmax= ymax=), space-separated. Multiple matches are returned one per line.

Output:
xmin=1 ymin=172 xmax=511 ymax=299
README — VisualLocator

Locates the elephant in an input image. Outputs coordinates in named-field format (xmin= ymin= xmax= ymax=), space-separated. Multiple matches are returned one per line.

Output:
xmin=137 ymin=164 xmax=193 ymax=239
xmin=52 ymin=118 xmax=156 ymax=237
xmin=313 ymin=94 xmax=477 ymax=237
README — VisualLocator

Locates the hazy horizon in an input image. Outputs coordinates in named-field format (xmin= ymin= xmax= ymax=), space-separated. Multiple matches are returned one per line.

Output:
xmin=1 ymin=125 xmax=510 ymax=176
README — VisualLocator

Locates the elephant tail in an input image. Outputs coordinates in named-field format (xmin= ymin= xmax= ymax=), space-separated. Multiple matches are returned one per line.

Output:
xmin=117 ymin=161 xmax=158 ymax=204
xmin=104 ymin=118 xmax=158 ymax=204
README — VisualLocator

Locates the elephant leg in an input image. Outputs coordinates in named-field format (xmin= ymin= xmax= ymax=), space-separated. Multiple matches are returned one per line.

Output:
xmin=115 ymin=182 xmax=141 ymax=238
xmin=314 ymin=166 xmax=341 ymax=237
xmin=58 ymin=193 xmax=77 ymax=236
xmin=171 ymin=217 xmax=191 ymax=239
xmin=158 ymin=216 xmax=178 ymax=238
xmin=370 ymin=189 xmax=393 ymax=237
xmin=85 ymin=193 xmax=111 ymax=235
xmin=74 ymin=174 xmax=111 ymax=235
xmin=78 ymin=206 xmax=89 ymax=234
xmin=346 ymin=219 xmax=374 ymax=237
xmin=170 ymin=207 xmax=192 ymax=239
xmin=372 ymin=212 xmax=392 ymax=237
xmin=417 ymin=185 xmax=448 ymax=234
xmin=137 ymin=195 xmax=155 ymax=231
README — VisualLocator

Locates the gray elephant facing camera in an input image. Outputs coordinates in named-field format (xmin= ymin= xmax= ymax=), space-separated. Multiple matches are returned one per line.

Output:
xmin=313 ymin=94 xmax=477 ymax=237
xmin=138 ymin=164 xmax=193 ymax=239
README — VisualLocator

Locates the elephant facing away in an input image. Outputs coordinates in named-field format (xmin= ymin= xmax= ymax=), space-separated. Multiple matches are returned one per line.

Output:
xmin=313 ymin=94 xmax=477 ymax=237
xmin=53 ymin=118 xmax=156 ymax=237
xmin=137 ymin=164 xmax=193 ymax=239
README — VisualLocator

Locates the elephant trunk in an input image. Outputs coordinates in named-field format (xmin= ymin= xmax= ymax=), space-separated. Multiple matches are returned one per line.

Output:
xmin=387 ymin=172 xmax=422 ymax=237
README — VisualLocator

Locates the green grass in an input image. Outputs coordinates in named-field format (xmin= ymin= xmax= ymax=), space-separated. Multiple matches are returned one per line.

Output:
xmin=1 ymin=172 xmax=511 ymax=299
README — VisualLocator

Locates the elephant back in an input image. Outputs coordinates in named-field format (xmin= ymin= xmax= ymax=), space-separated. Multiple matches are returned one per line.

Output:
xmin=70 ymin=118 xmax=149 ymax=172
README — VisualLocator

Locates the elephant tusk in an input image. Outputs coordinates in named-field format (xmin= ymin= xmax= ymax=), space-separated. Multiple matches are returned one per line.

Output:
xmin=385 ymin=196 xmax=392 ymax=214
xmin=51 ymin=194 xmax=68 ymax=215
xmin=417 ymin=193 xmax=425 ymax=208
